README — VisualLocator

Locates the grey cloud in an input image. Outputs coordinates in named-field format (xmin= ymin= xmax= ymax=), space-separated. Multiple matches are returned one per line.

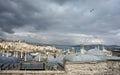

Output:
xmin=0 ymin=0 xmax=52 ymax=33
xmin=49 ymin=0 xmax=120 ymax=35
xmin=52 ymin=0 xmax=75 ymax=5
xmin=0 ymin=0 xmax=120 ymax=45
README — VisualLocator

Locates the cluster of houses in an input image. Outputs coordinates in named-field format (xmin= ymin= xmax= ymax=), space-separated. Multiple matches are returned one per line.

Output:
xmin=0 ymin=41 xmax=56 ymax=51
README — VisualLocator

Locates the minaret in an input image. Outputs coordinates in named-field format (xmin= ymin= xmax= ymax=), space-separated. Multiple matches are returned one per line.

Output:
xmin=20 ymin=50 xmax=23 ymax=58
xmin=102 ymin=45 xmax=107 ymax=55
xmin=6 ymin=50 xmax=9 ymax=57
xmin=67 ymin=48 xmax=70 ymax=54
xmin=13 ymin=51 xmax=16 ymax=57
xmin=97 ymin=45 xmax=100 ymax=50
xmin=2 ymin=50 xmax=5 ymax=56
xmin=38 ymin=53 xmax=41 ymax=62
xmin=15 ymin=51 xmax=18 ymax=58
xmin=102 ymin=45 xmax=112 ymax=56
xmin=72 ymin=47 xmax=75 ymax=53
xmin=24 ymin=51 xmax=27 ymax=61
xmin=102 ymin=45 xmax=108 ymax=52
xmin=80 ymin=44 xmax=86 ymax=54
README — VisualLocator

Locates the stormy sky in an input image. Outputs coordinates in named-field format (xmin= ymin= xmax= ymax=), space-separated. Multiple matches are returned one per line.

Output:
xmin=0 ymin=0 xmax=120 ymax=45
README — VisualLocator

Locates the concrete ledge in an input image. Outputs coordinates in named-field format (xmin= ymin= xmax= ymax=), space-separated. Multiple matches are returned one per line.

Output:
xmin=65 ymin=61 xmax=107 ymax=64
xmin=0 ymin=70 xmax=65 ymax=74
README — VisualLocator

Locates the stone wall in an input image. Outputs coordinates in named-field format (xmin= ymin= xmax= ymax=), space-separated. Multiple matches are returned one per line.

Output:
xmin=0 ymin=60 xmax=120 ymax=75
xmin=0 ymin=71 xmax=65 ymax=75
xmin=64 ymin=60 xmax=120 ymax=75
xmin=106 ymin=60 xmax=120 ymax=74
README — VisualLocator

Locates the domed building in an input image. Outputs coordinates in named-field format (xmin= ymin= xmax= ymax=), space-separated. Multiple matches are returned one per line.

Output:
xmin=102 ymin=46 xmax=112 ymax=56
xmin=63 ymin=46 xmax=107 ymax=62
xmin=80 ymin=46 xmax=87 ymax=54
xmin=87 ymin=46 xmax=105 ymax=56
xmin=87 ymin=46 xmax=112 ymax=56
xmin=80 ymin=44 xmax=87 ymax=54
xmin=61 ymin=45 xmax=120 ymax=75
xmin=64 ymin=53 xmax=106 ymax=62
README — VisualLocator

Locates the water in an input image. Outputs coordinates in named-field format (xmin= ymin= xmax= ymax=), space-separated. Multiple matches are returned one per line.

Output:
xmin=55 ymin=45 xmax=80 ymax=52
xmin=55 ymin=45 xmax=105 ymax=52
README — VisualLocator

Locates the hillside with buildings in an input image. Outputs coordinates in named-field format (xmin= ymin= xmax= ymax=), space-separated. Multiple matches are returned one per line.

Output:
xmin=0 ymin=41 xmax=57 ymax=51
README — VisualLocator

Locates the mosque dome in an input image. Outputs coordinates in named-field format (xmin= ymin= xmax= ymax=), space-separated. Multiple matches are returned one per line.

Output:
xmin=87 ymin=47 xmax=105 ymax=56
xmin=46 ymin=55 xmax=56 ymax=64
xmin=0 ymin=56 xmax=20 ymax=64
xmin=46 ymin=55 xmax=65 ymax=64
xmin=64 ymin=53 xmax=106 ymax=62
xmin=55 ymin=55 xmax=65 ymax=63
xmin=26 ymin=55 xmax=32 ymax=61
xmin=34 ymin=54 xmax=44 ymax=61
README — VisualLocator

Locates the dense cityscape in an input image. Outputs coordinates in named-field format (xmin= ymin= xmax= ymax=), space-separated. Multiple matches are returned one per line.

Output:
xmin=0 ymin=40 xmax=120 ymax=75
xmin=0 ymin=40 xmax=57 ymax=51
xmin=0 ymin=0 xmax=120 ymax=75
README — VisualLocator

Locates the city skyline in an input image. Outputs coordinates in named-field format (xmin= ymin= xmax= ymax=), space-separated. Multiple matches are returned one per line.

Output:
xmin=0 ymin=0 xmax=120 ymax=45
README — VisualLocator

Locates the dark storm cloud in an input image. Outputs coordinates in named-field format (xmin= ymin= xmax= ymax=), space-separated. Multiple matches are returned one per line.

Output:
xmin=49 ymin=0 xmax=120 ymax=36
xmin=52 ymin=0 xmax=76 ymax=5
xmin=0 ymin=0 xmax=52 ymax=33
xmin=0 ymin=0 xmax=120 ymax=45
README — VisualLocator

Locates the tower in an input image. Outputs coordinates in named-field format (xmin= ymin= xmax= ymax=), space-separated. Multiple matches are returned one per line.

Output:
xmin=38 ymin=53 xmax=41 ymax=62
xmin=80 ymin=44 xmax=86 ymax=54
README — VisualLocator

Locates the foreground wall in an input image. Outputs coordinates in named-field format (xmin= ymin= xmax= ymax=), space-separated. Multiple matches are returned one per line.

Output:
xmin=64 ymin=60 xmax=120 ymax=75
xmin=0 ymin=60 xmax=120 ymax=75
xmin=107 ymin=60 xmax=120 ymax=74
xmin=0 ymin=71 xmax=65 ymax=75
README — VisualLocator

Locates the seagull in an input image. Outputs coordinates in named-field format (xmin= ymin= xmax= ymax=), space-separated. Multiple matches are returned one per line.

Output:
xmin=90 ymin=9 xmax=94 ymax=12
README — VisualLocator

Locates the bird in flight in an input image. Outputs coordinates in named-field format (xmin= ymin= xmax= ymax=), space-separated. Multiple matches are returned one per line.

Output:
xmin=90 ymin=9 xmax=94 ymax=12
